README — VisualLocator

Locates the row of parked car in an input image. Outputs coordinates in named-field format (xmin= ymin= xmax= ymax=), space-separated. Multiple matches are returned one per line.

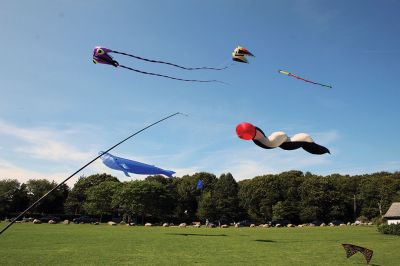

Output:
xmin=236 ymin=219 xmax=345 ymax=227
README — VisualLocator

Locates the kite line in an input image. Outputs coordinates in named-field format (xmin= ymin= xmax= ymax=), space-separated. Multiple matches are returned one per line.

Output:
xmin=0 ymin=112 xmax=184 ymax=236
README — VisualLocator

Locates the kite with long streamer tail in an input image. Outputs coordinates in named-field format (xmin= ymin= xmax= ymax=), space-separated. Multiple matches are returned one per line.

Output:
xmin=342 ymin=244 xmax=373 ymax=264
xmin=236 ymin=122 xmax=330 ymax=155
xmin=93 ymin=46 xmax=226 ymax=83
xmin=278 ymin=70 xmax=332 ymax=88
xmin=0 ymin=112 xmax=184 ymax=235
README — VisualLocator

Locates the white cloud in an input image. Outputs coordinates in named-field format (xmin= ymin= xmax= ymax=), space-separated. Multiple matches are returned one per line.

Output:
xmin=0 ymin=159 xmax=74 ymax=185
xmin=0 ymin=120 xmax=92 ymax=162
xmin=0 ymin=120 xmax=100 ymax=186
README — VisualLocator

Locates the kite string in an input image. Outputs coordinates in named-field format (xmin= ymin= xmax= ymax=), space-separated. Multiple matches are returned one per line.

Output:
xmin=112 ymin=50 xmax=229 ymax=71
xmin=0 ymin=112 xmax=184 ymax=236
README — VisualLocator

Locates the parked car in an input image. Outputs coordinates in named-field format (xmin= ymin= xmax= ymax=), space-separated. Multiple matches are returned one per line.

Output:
xmin=39 ymin=216 xmax=60 ymax=223
xmin=269 ymin=219 xmax=290 ymax=227
xmin=73 ymin=216 xmax=98 ymax=224
xmin=237 ymin=220 xmax=256 ymax=227
xmin=330 ymin=220 xmax=344 ymax=226
xmin=310 ymin=220 xmax=323 ymax=226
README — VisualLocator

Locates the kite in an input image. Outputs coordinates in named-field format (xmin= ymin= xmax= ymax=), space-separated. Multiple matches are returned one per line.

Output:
xmin=196 ymin=180 xmax=204 ymax=190
xmin=342 ymin=244 xmax=373 ymax=264
xmin=0 ymin=112 xmax=184 ymax=235
xmin=93 ymin=46 xmax=226 ymax=83
xmin=232 ymin=46 xmax=254 ymax=63
xmin=236 ymin=122 xmax=330 ymax=155
xmin=100 ymin=152 xmax=175 ymax=178
xmin=278 ymin=70 xmax=332 ymax=88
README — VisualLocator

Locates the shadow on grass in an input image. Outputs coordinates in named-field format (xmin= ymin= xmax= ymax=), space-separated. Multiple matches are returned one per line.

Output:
xmin=254 ymin=239 xmax=276 ymax=243
xmin=278 ymin=239 xmax=341 ymax=243
xmin=350 ymin=263 xmax=379 ymax=266
xmin=166 ymin=233 xmax=227 ymax=237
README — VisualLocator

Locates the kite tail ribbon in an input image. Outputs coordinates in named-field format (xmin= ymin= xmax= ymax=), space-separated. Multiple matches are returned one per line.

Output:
xmin=289 ymin=73 xmax=332 ymax=88
xmin=112 ymin=50 xmax=229 ymax=71
xmin=278 ymin=70 xmax=332 ymax=89
xmin=119 ymin=65 xmax=227 ymax=84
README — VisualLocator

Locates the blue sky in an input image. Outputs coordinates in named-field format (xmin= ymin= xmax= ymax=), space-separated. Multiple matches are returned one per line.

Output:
xmin=1 ymin=0 xmax=400 ymax=185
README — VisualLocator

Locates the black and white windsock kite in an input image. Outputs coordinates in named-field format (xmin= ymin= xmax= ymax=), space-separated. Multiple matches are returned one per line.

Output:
xmin=236 ymin=122 xmax=330 ymax=155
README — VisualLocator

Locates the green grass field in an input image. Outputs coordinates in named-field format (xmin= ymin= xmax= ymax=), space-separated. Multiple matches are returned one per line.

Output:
xmin=0 ymin=223 xmax=398 ymax=265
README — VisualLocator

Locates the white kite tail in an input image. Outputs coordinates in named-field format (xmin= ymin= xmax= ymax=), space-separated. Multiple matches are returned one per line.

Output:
xmin=254 ymin=130 xmax=289 ymax=148
xmin=289 ymin=133 xmax=314 ymax=143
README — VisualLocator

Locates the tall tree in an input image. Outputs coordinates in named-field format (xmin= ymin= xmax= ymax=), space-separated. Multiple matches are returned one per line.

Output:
xmin=64 ymin=173 xmax=118 ymax=215
xmin=112 ymin=180 xmax=174 ymax=224
xmin=0 ymin=179 xmax=29 ymax=218
xmin=239 ymin=175 xmax=280 ymax=223
xmin=197 ymin=191 xmax=217 ymax=221
xmin=213 ymin=173 xmax=241 ymax=223
xmin=174 ymin=172 xmax=216 ymax=221
xmin=83 ymin=181 xmax=121 ymax=222
xmin=25 ymin=179 xmax=69 ymax=214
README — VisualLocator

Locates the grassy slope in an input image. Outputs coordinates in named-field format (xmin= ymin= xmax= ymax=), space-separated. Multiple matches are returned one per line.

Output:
xmin=0 ymin=224 xmax=399 ymax=265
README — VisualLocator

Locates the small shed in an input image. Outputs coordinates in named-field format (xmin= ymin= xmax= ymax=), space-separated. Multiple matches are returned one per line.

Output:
xmin=384 ymin=202 xmax=400 ymax=225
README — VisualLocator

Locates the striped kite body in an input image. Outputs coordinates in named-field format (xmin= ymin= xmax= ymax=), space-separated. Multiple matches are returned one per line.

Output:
xmin=236 ymin=122 xmax=330 ymax=155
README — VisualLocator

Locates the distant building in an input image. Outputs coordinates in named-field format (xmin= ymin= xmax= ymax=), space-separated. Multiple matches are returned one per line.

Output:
xmin=384 ymin=202 xmax=400 ymax=225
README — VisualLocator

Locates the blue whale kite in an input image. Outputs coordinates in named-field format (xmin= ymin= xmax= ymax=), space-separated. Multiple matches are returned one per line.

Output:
xmin=99 ymin=151 xmax=175 ymax=178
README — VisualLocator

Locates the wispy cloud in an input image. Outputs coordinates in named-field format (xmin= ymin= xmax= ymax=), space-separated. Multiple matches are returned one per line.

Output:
xmin=0 ymin=159 xmax=73 ymax=185
xmin=210 ymin=145 xmax=332 ymax=180
xmin=0 ymin=120 xmax=100 ymax=186
xmin=0 ymin=120 xmax=93 ymax=162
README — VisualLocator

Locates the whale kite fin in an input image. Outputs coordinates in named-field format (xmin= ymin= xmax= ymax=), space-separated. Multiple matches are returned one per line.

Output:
xmin=116 ymin=162 xmax=131 ymax=177
xmin=164 ymin=170 xmax=176 ymax=178
xmin=120 ymin=163 xmax=129 ymax=170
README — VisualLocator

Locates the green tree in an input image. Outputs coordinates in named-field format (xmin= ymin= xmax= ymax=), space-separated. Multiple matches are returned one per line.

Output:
xmin=112 ymin=180 xmax=174 ymax=224
xmin=25 ymin=179 xmax=69 ymax=214
xmin=239 ymin=175 xmax=280 ymax=223
xmin=64 ymin=173 xmax=118 ymax=215
xmin=83 ymin=181 xmax=121 ymax=222
xmin=0 ymin=179 xmax=29 ymax=218
xmin=197 ymin=191 xmax=217 ymax=221
xmin=174 ymin=172 xmax=217 ymax=221
xmin=213 ymin=173 xmax=241 ymax=223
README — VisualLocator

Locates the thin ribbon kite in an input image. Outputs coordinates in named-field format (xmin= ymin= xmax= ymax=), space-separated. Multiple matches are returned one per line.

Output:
xmin=279 ymin=70 xmax=332 ymax=88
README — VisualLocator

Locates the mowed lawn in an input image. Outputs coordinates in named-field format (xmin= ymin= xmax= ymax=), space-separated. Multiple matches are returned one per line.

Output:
xmin=0 ymin=223 xmax=399 ymax=265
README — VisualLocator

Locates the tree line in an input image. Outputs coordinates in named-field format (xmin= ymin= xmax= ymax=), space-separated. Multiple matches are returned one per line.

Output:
xmin=1 ymin=171 xmax=399 ymax=224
